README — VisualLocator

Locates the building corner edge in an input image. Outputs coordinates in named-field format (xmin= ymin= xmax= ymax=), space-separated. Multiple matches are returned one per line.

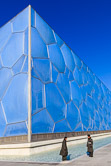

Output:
xmin=28 ymin=5 xmax=32 ymax=143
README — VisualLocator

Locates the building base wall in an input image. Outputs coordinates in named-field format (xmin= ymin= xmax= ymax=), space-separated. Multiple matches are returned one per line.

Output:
xmin=0 ymin=131 xmax=111 ymax=156
xmin=0 ymin=135 xmax=28 ymax=145
xmin=31 ymin=130 xmax=111 ymax=142
xmin=0 ymin=130 xmax=111 ymax=145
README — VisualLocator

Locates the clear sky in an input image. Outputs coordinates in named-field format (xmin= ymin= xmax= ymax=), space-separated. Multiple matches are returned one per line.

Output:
xmin=0 ymin=0 xmax=111 ymax=91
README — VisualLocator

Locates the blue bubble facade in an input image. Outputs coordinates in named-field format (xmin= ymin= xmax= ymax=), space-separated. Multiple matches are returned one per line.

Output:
xmin=0 ymin=7 xmax=29 ymax=137
xmin=0 ymin=6 xmax=111 ymax=137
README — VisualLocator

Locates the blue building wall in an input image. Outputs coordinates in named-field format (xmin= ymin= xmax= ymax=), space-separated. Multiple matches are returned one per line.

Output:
xmin=31 ymin=8 xmax=111 ymax=134
xmin=0 ymin=7 xmax=29 ymax=137
xmin=0 ymin=6 xmax=111 ymax=137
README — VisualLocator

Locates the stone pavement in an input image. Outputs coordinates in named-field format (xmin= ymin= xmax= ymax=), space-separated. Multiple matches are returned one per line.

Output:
xmin=0 ymin=143 xmax=111 ymax=166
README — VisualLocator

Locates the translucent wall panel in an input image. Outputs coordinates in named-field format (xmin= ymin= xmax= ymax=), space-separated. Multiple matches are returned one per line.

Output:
xmin=31 ymin=7 xmax=111 ymax=134
xmin=52 ymin=64 xmax=58 ymax=83
xmin=74 ymin=123 xmax=83 ymax=132
xmin=45 ymin=83 xmax=66 ymax=122
xmin=24 ymin=28 xmax=28 ymax=55
xmin=22 ymin=56 xmax=28 ymax=72
xmin=1 ymin=6 xmax=111 ymax=137
xmin=71 ymin=81 xmax=83 ymax=108
xmin=54 ymin=120 xmax=71 ymax=133
xmin=0 ymin=22 xmax=12 ymax=51
xmin=86 ymin=95 xmax=97 ymax=119
xmin=31 ymin=8 xmax=36 ymax=28
xmin=32 ymin=59 xmax=52 ymax=83
xmin=48 ymin=44 xmax=65 ymax=72
xmin=32 ymin=109 xmax=54 ymax=134
xmin=79 ymin=102 xmax=90 ymax=128
xmin=0 ymin=7 xmax=28 ymax=137
xmin=72 ymin=52 xmax=82 ymax=69
xmin=1 ymin=33 xmax=24 ymax=67
xmin=0 ymin=103 xmax=6 ymax=137
xmin=57 ymin=73 xmax=71 ymax=103
xmin=54 ymin=32 xmax=64 ymax=47
xmin=2 ymin=74 xmax=28 ymax=123
xmin=73 ymin=67 xmax=83 ymax=86
xmin=65 ymin=67 xmax=70 ymax=77
xmin=31 ymin=27 xmax=48 ymax=58
xmin=12 ymin=55 xmax=26 ymax=74
xmin=12 ymin=7 xmax=29 ymax=32
xmin=0 ymin=68 xmax=12 ymax=99
xmin=0 ymin=58 xmax=2 ymax=69
xmin=4 ymin=122 xmax=27 ymax=137
xmin=61 ymin=44 xmax=75 ymax=72
xmin=35 ymin=12 xmax=55 ymax=44
xmin=68 ymin=71 xmax=74 ymax=81
xmin=31 ymin=77 xmax=45 ymax=115
xmin=67 ymin=101 xmax=80 ymax=130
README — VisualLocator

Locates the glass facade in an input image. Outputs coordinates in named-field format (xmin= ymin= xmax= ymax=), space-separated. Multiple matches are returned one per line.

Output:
xmin=0 ymin=7 xmax=29 ymax=137
xmin=31 ymin=8 xmax=111 ymax=134
xmin=0 ymin=6 xmax=111 ymax=137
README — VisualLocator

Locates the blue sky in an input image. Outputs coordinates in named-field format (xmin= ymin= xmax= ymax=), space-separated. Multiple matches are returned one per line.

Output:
xmin=0 ymin=0 xmax=111 ymax=90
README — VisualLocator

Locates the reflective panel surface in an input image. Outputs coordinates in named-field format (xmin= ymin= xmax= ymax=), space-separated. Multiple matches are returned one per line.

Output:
xmin=0 ymin=6 xmax=111 ymax=137
xmin=31 ymin=7 xmax=111 ymax=134
xmin=0 ymin=7 xmax=28 ymax=137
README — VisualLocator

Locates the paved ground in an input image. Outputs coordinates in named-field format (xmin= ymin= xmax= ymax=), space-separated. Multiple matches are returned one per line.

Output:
xmin=0 ymin=144 xmax=111 ymax=166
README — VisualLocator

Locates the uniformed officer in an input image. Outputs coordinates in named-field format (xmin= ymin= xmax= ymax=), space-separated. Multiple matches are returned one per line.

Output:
xmin=87 ymin=134 xmax=93 ymax=157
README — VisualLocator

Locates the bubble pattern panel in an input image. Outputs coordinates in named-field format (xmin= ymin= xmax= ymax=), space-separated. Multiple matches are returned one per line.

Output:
xmin=31 ymin=8 xmax=111 ymax=134
xmin=0 ymin=6 xmax=111 ymax=137
xmin=0 ymin=7 xmax=29 ymax=137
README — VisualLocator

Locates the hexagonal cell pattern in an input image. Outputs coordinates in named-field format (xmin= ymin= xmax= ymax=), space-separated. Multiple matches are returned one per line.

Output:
xmin=0 ymin=6 xmax=111 ymax=137
xmin=32 ymin=59 xmax=52 ymax=83
xmin=0 ymin=22 xmax=12 ymax=52
xmin=4 ymin=122 xmax=28 ymax=137
xmin=71 ymin=81 xmax=83 ymax=108
xmin=31 ymin=27 xmax=48 ymax=58
xmin=0 ymin=7 xmax=28 ymax=137
xmin=57 ymin=73 xmax=71 ymax=103
xmin=61 ymin=44 xmax=75 ymax=72
xmin=48 ymin=44 xmax=65 ymax=73
xmin=79 ymin=102 xmax=90 ymax=129
xmin=73 ymin=67 xmax=83 ymax=86
xmin=0 ymin=68 xmax=12 ymax=99
xmin=54 ymin=120 xmax=72 ymax=133
xmin=1 ymin=33 xmax=24 ymax=68
xmin=2 ymin=74 xmax=28 ymax=124
xmin=45 ymin=83 xmax=67 ymax=122
xmin=12 ymin=7 xmax=29 ymax=32
xmin=53 ymin=32 xmax=64 ymax=47
xmin=30 ymin=7 xmax=111 ymax=134
xmin=31 ymin=77 xmax=45 ymax=115
xmin=67 ymin=101 xmax=80 ymax=130
xmin=35 ymin=12 xmax=55 ymax=44
xmin=32 ymin=109 xmax=54 ymax=134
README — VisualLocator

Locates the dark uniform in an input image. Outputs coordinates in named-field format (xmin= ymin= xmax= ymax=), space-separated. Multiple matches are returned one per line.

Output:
xmin=60 ymin=138 xmax=68 ymax=161
xmin=87 ymin=137 xmax=93 ymax=157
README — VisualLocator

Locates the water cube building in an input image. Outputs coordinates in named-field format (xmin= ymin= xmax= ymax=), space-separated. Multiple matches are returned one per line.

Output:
xmin=0 ymin=5 xmax=111 ymax=143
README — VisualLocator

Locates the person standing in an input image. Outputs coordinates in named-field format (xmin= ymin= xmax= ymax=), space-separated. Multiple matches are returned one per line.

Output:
xmin=60 ymin=137 xmax=68 ymax=161
xmin=87 ymin=134 xmax=93 ymax=157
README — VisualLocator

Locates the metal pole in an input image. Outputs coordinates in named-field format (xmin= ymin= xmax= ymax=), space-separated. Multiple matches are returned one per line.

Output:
xmin=28 ymin=5 xmax=32 ymax=143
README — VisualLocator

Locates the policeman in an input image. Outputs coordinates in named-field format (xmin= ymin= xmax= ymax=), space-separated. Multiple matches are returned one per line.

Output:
xmin=87 ymin=134 xmax=93 ymax=157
